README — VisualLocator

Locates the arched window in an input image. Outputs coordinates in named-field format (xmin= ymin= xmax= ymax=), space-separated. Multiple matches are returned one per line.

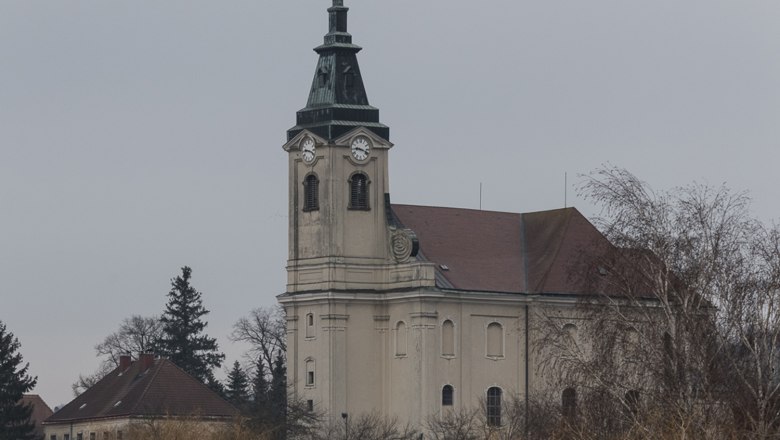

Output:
xmin=625 ymin=390 xmax=640 ymax=415
xmin=395 ymin=321 xmax=407 ymax=356
xmin=562 ymin=323 xmax=577 ymax=357
xmin=344 ymin=66 xmax=355 ymax=89
xmin=562 ymin=323 xmax=577 ymax=340
xmin=442 ymin=320 xmax=455 ymax=356
xmin=305 ymin=359 xmax=315 ymax=387
xmin=487 ymin=322 xmax=504 ymax=358
xmin=349 ymin=173 xmax=369 ymax=210
xmin=317 ymin=67 xmax=329 ymax=88
xmin=562 ymin=388 xmax=577 ymax=419
xmin=442 ymin=385 xmax=454 ymax=406
xmin=486 ymin=387 xmax=502 ymax=426
xmin=305 ymin=313 xmax=315 ymax=338
xmin=303 ymin=174 xmax=319 ymax=212
xmin=663 ymin=332 xmax=674 ymax=360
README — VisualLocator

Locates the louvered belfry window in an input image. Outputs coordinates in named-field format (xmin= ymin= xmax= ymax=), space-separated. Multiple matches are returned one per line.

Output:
xmin=349 ymin=173 xmax=369 ymax=210
xmin=303 ymin=174 xmax=319 ymax=212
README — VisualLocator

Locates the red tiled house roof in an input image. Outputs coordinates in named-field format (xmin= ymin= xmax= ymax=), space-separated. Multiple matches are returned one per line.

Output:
xmin=20 ymin=394 xmax=54 ymax=438
xmin=45 ymin=357 xmax=238 ymax=424
xmin=391 ymin=205 xmax=624 ymax=295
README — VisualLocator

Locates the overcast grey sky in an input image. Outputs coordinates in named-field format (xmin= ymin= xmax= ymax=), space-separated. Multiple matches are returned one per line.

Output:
xmin=1 ymin=0 xmax=778 ymax=407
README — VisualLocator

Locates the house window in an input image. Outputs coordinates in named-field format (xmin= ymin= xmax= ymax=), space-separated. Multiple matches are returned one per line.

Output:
xmin=303 ymin=174 xmax=319 ymax=212
xmin=562 ymin=388 xmax=577 ymax=419
xmin=64 ymin=435 xmax=70 ymax=440
xmin=76 ymin=434 xmax=83 ymax=440
xmin=90 ymin=433 xmax=96 ymax=440
xmin=50 ymin=436 xmax=57 ymax=440
xmin=306 ymin=313 xmax=315 ymax=338
xmin=305 ymin=359 xmax=315 ymax=386
xmin=487 ymin=322 xmax=504 ymax=358
xmin=442 ymin=385 xmax=454 ymax=406
xmin=307 ymin=399 xmax=314 ymax=412
xmin=116 ymin=432 xmax=122 ymax=440
xmin=103 ymin=432 xmax=109 ymax=440
xmin=442 ymin=320 xmax=455 ymax=356
xmin=395 ymin=321 xmax=407 ymax=356
xmin=348 ymin=173 xmax=369 ymax=210
xmin=487 ymin=387 xmax=502 ymax=426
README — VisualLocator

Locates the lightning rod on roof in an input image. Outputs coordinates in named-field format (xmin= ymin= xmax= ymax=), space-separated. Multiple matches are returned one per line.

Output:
xmin=480 ymin=182 xmax=483 ymax=210
xmin=564 ymin=172 xmax=568 ymax=208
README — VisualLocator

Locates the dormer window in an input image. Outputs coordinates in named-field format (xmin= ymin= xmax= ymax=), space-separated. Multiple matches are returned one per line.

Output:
xmin=348 ymin=172 xmax=369 ymax=210
xmin=344 ymin=66 xmax=355 ymax=89
xmin=303 ymin=174 xmax=320 ymax=212
xmin=317 ymin=67 xmax=329 ymax=88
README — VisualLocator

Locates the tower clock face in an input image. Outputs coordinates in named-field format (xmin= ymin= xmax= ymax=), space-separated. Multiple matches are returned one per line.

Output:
xmin=351 ymin=137 xmax=370 ymax=161
xmin=301 ymin=138 xmax=316 ymax=163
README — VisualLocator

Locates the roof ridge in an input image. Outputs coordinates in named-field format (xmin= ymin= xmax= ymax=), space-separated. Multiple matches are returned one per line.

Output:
xmin=391 ymin=203 xmax=578 ymax=217
xmin=532 ymin=208 xmax=573 ymax=292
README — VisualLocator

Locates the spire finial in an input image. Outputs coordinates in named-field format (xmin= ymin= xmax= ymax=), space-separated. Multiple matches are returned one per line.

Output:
xmin=333 ymin=0 xmax=343 ymax=6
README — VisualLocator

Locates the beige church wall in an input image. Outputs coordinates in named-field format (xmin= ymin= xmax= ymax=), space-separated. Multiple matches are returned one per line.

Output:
xmin=287 ymin=137 xmax=392 ymax=264
xmin=526 ymin=302 xmax=595 ymax=399
xmin=282 ymin=287 xmax=607 ymax=428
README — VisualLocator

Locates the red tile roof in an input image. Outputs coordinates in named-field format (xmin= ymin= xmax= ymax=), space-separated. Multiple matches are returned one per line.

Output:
xmin=20 ymin=394 xmax=53 ymax=437
xmin=391 ymin=205 xmax=620 ymax=295
xmin=45 ymin=359 xmax=239 ymax=424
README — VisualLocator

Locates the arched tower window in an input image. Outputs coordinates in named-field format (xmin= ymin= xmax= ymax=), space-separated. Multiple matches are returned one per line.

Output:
xmin=305 ymin=313 xmax=315 ymax=338
xmin=395 ymin=321 xmax=407 ymax=356
xmin=487 ymin=322 xmax=504 ymax=358
xmin=303 ymin=174 xmax=319 ymax=212
xmin=305 ymin=359 xmax=316 ymax=387
xmin=486 ymin=387 xmax=502 ymax=426
xmin=442 ymin=385 xmax=454 ymax=406
xmin=562 ymin=388 xmax=577 ymax=419
xmin=442 ymin=320 xmax=455 ymax=357
xmin=348 ymin=173 xmax=369 ymax=210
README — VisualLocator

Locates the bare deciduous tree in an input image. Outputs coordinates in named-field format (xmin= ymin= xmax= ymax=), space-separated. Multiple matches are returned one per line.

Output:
xmin=96 ymin=315 xmax=163 ymax=364
xmin=231 ymin=306 xmax=286 ymax=378
xmin=532 ymin=166 xmax=780 ymax=439
xmin=72 ymin=315 xmax=162 ymax=396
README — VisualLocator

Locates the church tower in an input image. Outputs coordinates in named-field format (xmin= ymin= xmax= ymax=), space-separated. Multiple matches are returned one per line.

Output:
xmin=279 ymin=0 xmax=436 ymax=422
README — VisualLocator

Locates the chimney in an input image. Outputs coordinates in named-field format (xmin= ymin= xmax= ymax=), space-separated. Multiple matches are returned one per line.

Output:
xmin=139 ymin=353 xmax=155 ymax=372
xmin=119 ymin=354 xmax=132 ymax=371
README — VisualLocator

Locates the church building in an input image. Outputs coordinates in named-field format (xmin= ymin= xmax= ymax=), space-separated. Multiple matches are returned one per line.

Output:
xmin=278 ymin=0 xmax=618 ymax=428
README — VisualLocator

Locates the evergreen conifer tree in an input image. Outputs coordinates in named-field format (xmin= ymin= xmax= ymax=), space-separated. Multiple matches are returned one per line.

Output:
xmin=248 ymin=357 xmax=271 ymax=433
xmin=269 ymin=353 xmax=287 ymax=427
xmin=157 ymin=266 xmax=225 ymax=383
xmin=225 ymin=361 xmax=250 ymax=409
xmin=0 ymin=321 xmax=37 ymax=440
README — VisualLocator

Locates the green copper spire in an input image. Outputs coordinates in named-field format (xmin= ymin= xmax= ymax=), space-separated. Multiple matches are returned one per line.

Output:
xmin=287 ymin=1 xmax=389 ymax=142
